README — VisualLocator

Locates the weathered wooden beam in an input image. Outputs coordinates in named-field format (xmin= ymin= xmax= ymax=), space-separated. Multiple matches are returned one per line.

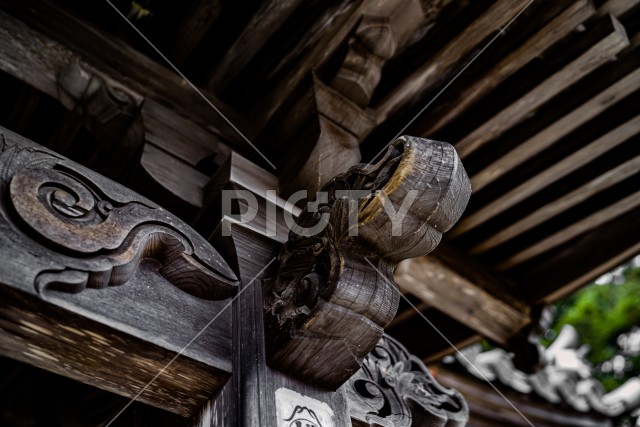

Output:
xmin=452 ymin=113 xmax=640 ymax=236
xmin=395 ymin=248 xmax=530 ymax=345
xmin=598 ymin=0 xmax=640 ymax=17
xmin=472 ymin=153 xmax=640 ymax=255
xmin=514 ymin=204 xmax=640 ymax=303
xmin=454 ymin=14 xmax=629 ymax=158
xmin=471 ymin=63 xmax=640 ymax=193
xmin=0 ymin=0 xmax=250 ymax=151
xmin=0 ymin=126 xmax=238 ymax=417
xmin=497 ymin=188 xmax=640 ymax=271
xmin=416 ymin=0 xmax=596 ymax=138
xmin=375 ymin=0 xmax=533 ymax=124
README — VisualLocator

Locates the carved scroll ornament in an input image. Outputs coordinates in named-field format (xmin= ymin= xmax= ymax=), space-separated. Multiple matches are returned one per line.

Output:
xmin=1 ymin=131 xmax=237 ymax=299
xmin=264 ymin=136 xmax=471 ymax=388
xmin=346 ymin=334 xmax=468 ymax=426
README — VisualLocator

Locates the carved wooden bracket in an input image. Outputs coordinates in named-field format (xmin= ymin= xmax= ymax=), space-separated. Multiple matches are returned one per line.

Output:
xmin=345 ymin=333 xmax=468 ymax=426
xmin=1 ymin=129 xmax=238 ymax=299
xmin=264 ymin=136 xmax=471 ymax=388
xmin=57 ymin=61 xmax=145 ymax=179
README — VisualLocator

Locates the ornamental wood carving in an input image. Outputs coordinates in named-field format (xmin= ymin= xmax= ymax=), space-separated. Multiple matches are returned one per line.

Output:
xmin=264 ymin=136 xmax=471 ymax=388
xmin=0 ymin=130 xmax=238 ymax=299
xmin=345 ymin=334 xmax=468 ymax=426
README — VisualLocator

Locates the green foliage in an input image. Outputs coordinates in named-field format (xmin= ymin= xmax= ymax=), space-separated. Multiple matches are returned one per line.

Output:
xmin=543 ymin=265 xmax=640 ymax=391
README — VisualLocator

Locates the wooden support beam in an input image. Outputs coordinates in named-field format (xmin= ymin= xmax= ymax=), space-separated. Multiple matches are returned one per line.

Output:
xmin=470 ymin=64 xmax=640 ymax=192
xmin=375 ymin=0 xmax=534 ymax=124
xmin=395 ymin=245 xmax=530 ymax=346
xmin=497 ymin=188 xmax=640 ymax=271
xmin=472 ymin=153 xmax=640 ymax=254
xmin=452 ymin=113 xmax=640 ymax=236
xmin=517 ymin=205 xmax=640 ymax=303
xmin=455 ymin=14 xmax=629 ymax=158
xmin=0 ymin=0 xmax=250 ymax=151
xmin=0 ymin=126 xmax=238 ymax=417
xmin=417 ymin=0 xmax=596 ymax=138
xmin=598 ymin=0 xmax=640 ymax=17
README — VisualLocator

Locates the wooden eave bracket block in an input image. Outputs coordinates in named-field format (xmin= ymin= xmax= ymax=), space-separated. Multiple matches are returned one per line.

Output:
xmin=263 ymin=136 xmax=471 ymax=389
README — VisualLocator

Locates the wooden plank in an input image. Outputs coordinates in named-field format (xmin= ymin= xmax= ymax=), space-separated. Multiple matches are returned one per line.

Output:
xmin=207 ymin=0 xmax=304 ymax=90
xmin=395 ymin=255 xmax=530 ymax=345
xmin=0 ymin=0 xmax=250 ymax=150
xmin=375 ymin=0 xmax=536 ymax=124
xmin=455 ymin=14 xmax=629 ymax=158
xmin=472 ymin=153 xmax=640 ymax=254
xmin=451 ymin=113 xmax=640 ymax=236
xmin=497 ymin=188 xmax=640 ymax=270
xmin=598 ymin=0 xmax=640 ymax=17
xmin=418 ymin=0 xmax=595 ymax=138
xmin=471 ymin=65 xmax=640 ymax=192
xmin=542 ymin=240 xmax=640 ymax=303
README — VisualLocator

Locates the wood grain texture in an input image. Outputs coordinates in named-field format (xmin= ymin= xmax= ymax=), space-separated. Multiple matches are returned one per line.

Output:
xmin=264 ymin=136 xmax=471 ymax=388
xmin=0 ymin=0 xmax=250 ymax=151
xmin=395 ymin=256 xmax=529 ymax=345
xmin=375 ymin=0 xmax=532 ymax=124
xmin=418 ymin=0 xmax=596 ymax=138
xmin=196 ymin=219 xmax=353 ymax=426
xmin=470 ymin=63 xmax=640 ymax=192
xmin=497 ymin=188 xmax=640 ymax=271
xmin=472 ymin=153 xmax=640 ymax=255
xmin=452 ymin=113 xmax=640 ymax=236
xmin=0 ymin=126 xmax=238 ymax=416
xmin=455 ymin=14 xmax=629 ymax=158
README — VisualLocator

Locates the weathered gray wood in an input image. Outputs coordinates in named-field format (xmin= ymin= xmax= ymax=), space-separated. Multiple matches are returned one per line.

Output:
xmin=454 ymin=14 xmax=629 ymax=158
xmin=194 ymin=219 xmax=353 ymax=426
xmin=497 ymin=188 xmax=640 ymax=271
xmin=0 ymin=0 xmax=250 ymax=151
xmin=452 ymin=113 xmax=640 ymax=236
xmin=470 ymin=64 xmax=640 ymax=192
xmin=472 ymin=153 xmax=640 ymax=255
xmin=417 ymin=0 xmax=596 ymax=138
xmin=395 ymin=255 xmax=529 ymax=345
xmin=264 ymin=136 xmax=471 ymax=388
xmin=375 ymin=0 xmax=535 ymax=124
xmin=344 ymin=334 xmax=468 ymax=426
xmin=0 ymin=126 xmax=238 ymax=416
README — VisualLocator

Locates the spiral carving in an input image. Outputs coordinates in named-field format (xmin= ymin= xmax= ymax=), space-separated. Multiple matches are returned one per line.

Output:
xmin=6 ymin=149 xmax=238 ymax=299
xmin=346 ymin=334 xmax=468 ymax=427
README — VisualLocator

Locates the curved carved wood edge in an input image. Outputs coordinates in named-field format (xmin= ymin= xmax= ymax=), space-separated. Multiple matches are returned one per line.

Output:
xmin=0 ymin=129 xmax=238 ymax=300
xmin=345 ymin=334 xmax=468 ymax=426
xmin=264 ymin=136 xmax=471 ymax=388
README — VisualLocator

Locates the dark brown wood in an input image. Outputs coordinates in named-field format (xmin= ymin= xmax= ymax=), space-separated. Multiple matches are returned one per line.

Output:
xmin=264 ymin=136 xmax=471 ymax=388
